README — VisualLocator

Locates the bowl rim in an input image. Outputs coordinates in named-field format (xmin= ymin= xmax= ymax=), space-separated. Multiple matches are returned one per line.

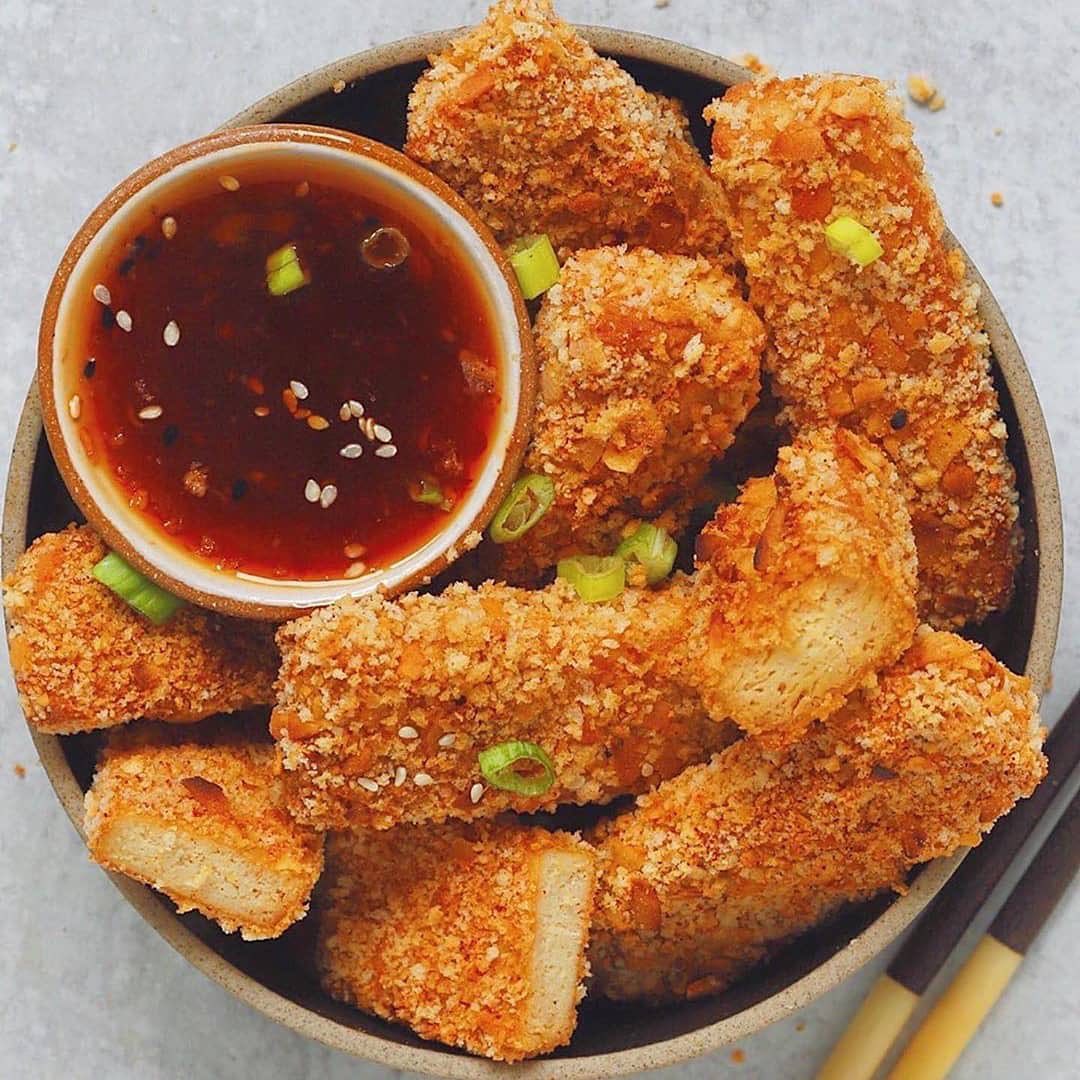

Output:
xmin=35 ymin=121 xmax=537 ymax=620
xmin=4 ymin=24 xmax=1063 ymax=1079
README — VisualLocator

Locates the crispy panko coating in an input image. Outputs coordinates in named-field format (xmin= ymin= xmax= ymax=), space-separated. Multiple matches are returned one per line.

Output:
xmin=695 ymin=426 xmax=918 ymax=745
xmin=706 ymin=75 xmax=1021 ymax=628
xmin=3 ymin=526 xmax=277 ymax=733
xmin=590 ymin=627 xmax=1047 ymax=1002
xmin=405 ymin=0 xmax=731 ymax=258
xmin=495 ymin=246 xmax=763 ymax=583
xmin=273 ymin=427 xmax=915 ymax=830
xmin=85 ymin=722 xmax=323 ymax=940
xmin=317 ymin=819 xmax=595 ymax=1061
xmin=274 ymin=574 xmax=732 ymax=830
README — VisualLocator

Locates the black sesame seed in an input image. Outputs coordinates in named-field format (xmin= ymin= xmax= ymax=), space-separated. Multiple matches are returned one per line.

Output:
xmin=83 ymin=359 xmax=96 ymax=379
xmin=890 ymin=410 xmax=908 ymax=430
xmin=132 ymin=235 xmax=148 ymax=254
xmin=101 ymin=306 xmax=116 ymax=329
xmin=162 ymin=424 xmax=179 ymax=447
xmin=231 ymin=478 xmax=248 ymax=501
xmin=118 ymin=255 xmax=136 ymax=277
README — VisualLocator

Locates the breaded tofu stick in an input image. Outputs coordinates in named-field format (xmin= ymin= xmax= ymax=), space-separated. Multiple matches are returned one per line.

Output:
xmin=589 ymin=627 xmax=1047 ymax=1002
xmin=405 ymin=0 xmax=731 ymax=258
xmin=495 ymin=246 xmax=764 ymax=584
xmin=317 ymin=820 xmax=595 ymax=1061
xmin=706 ymin=76 xmax=1021 ymax=628
xmin=273 ymin=427 xmax=915 ymax=830
xmin=3 ymin=525 xmax=277 ymax=733
xmin=85 ymin=722 xmax=323 ymax=940
xmin=694 ymin=426 xmax=918 ymax=745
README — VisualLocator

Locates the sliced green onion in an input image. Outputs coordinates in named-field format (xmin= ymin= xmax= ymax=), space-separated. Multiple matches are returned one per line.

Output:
xmin=508 ymin=234 xmax=560 ymax=300
xmin=478 ymin=740 xmax=556 ymax=795
xmin=92 ymin=551 xmax=185 ymax=625
xmin=615 ymin=524 xmax=678 ymax=586
xmin=408 ymin=475 xmax=449 ymax=509
xmin=489 ymin=473 xmax=555 ymax=543
xmin=557 ymin=554 xmax=626 ymax=603
xmin=265 ymin=243 xmax=310 ymax=296
xmin=824 ymin=215 xmax=883 ymax=267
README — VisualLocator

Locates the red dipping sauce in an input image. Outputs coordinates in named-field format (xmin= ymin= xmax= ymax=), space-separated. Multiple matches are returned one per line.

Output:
xmin=70 ymin=157 xmax=501 ymax=581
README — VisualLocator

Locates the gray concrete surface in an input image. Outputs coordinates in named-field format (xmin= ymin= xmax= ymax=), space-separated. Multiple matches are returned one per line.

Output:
xmin=0 ymin=1 xmax=1077 ymax=1077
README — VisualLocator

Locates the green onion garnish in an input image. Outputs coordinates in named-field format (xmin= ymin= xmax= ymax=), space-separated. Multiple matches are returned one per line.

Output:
xmin=615 ymin=524 xmax=678 ymax=586
xmin=824 ymin=216 xmax=883 ymax=267
xmin=478 ymin=740 xmax=557 ymax=795
xmin=92 ymin=551 xmax=185 ymax=625
xmin=265 ymin=243 xmax=310 ymax=296
xmin=409 ymin=475 xmax=449 ymax=508
xmin=489 ymin=473 xmax=555 ymax=543
xmin=508 ymin=234 xmax=560 ymax=300
xmin=557 ymin=554 xmax=626 ymax=603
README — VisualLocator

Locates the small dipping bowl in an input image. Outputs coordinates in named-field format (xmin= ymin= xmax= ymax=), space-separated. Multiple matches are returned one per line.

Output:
xmin=38 ymin=125 xmax=535 ymax=619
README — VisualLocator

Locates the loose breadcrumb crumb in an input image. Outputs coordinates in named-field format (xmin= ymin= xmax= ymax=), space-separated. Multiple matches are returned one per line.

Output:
xmin=707 ymin=75 xmax=1020 ymax=627
xmin=3 ymin=526 xmax=278 ymax=733
xmin=590 ymin=627 xmax=1046 ymax=1001
xmin=735 ymin=53 xmax=775 ymax=77
xmin=906 ymin=73 xmax=937 ymax=106
xmin=13 ymin=764 xmax=26 ymax=779
xmin=991 ymin=191 xmax=1004 ymax=207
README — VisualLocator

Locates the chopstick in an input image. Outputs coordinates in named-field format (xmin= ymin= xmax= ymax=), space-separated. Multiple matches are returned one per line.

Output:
xmin=886 ymin=786 xmax=1079 ymax=1079
xmin=817 ymin=687 xmax=1080 ymax=1080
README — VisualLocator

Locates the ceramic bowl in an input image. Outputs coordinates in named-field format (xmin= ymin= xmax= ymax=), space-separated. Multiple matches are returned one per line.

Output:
xmin=3 ymin=26 xmax=1063 ymax=1079
xmin=37 ymin=123 xmax=536 ymax=619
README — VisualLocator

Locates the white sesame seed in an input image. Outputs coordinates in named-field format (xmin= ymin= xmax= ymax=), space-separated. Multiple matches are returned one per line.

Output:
xmin=641 ymin=762 xmax=655 ymax=778
xmin=469 ymin=783 xmax=485 ymax=804
xmin=138 ymin=404 xmax=163 ymax=420
xmin=339 ymin=443 xmax=363 ymax=459
xmin=344 ymin=542 xmax=367 ymax=559
xmin=295 ymin=181 xmax=310 ymax=198
xmin=92 ymin=283 xmax=111 ymax=305
xmin=413 ymin=772 xmax=434 ymax=787
xmin=357 ymin=777 xmax=379 ymax=793
xmin=289 ymin=380 xmax=309 ymax=400
xmin=319 ymin=484 xmax=338 ymax=509
xmin=394 ymin=766 xmax=407 ymax=787
xmin=373 ymin=423 xmax=392 ymax=443
xmin=398 ymin=725 xmax=419 ymax=740
xmin=163 ymin=320 xmax=180 ymax=347
xmin=67 ymin=394 xmax=81 ymax=420
xmin=304 ymin=479 xmax=321 ymax=503
xmin=438 ymin=733 xmax=456 ymax=748
xmin=339 ymin=402 xmax=351 ymax=421
xmin=332 ymin=79 xmax=346 ymax=94
xmin=345 ymin=560 xmax=367 ymax=578
xmin=375 ymin=444 xmax=398 ymax=458
xmin=161 ymin=216 xmax=177 ymax=239
xmin=219 ymin=174 xmax=240 ymax=191
xmin=359 ymin=417 xmax=376 ymax=439
xmin=348 ymin=400 xmax=364 ymax=418
xmin=115 ymin=309 xmax=133 ymax=332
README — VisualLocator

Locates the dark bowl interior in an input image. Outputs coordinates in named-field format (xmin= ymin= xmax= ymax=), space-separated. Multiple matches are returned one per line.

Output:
xmin=14 ymin=44 xmax=1050 ymax=1070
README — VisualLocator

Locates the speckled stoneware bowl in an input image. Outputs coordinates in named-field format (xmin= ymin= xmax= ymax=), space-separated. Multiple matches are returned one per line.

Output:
xmin=3 ymin=27 xmax=1063 ymax=1079
xmin=37 ymin=123 xmax=536 ymax=620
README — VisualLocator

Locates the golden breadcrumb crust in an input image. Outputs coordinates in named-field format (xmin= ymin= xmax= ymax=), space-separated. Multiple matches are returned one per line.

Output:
xmin=3 ymin=526 xmax=278 ymax=733
xmin=405 ymin=0 xmax=731 ymax=258
xmin=84 ymin=722 xmax=323 ymax=940
xmin=272 ymin=427 xmax=912 ymax=829
xmin=495 ymin=246 xmax=763 ymax=583
xmin=695 ymin=426 xmax=918 ymax=744
xmin=590 ymin=627 xmax=1046 ymax=1002
xmin=317 ymin=820 xmax=596 ymax=1062
xmin=706 ymin=75 xmax=1020 ymax=627
xmin=273 ymin=574 xmax=733 ymax=831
